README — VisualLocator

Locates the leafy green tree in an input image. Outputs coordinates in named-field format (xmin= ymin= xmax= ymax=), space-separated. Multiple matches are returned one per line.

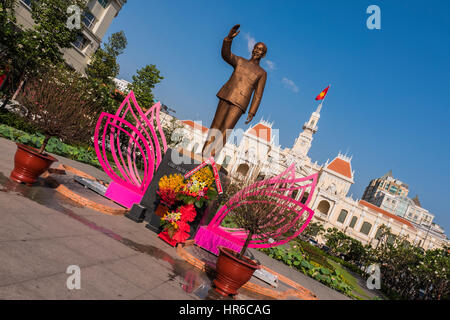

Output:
xmin=325 ymin=227 xmax=352 ymax=256
xmin=104 ymin=30 xmax=128 ymax=57
xmin=86 ymin=30 xmax=128 ymax=87
xmin=362 ymin=232 xmax=450 ymax=300
xmin=345 ymin=239 xmax=367 ymax=265
xmin=128 ymin=64 xmax=164 ymax=109
xmin=302 ymin=221 xmax=326 ymax=239
xmin=0 ymin=0 xmax=86 ymax=107
xmin=85 ymin=31 xmax=128 ymax=115
xmin=374 ymin=224 xmax=394 ymax=248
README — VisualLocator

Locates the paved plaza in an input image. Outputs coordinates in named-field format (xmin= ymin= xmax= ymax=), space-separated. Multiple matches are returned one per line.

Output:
xmin=0 ymin=137 xmax=353 ymax=300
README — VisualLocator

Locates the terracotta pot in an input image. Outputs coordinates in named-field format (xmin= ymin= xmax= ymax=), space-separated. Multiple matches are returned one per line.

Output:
xmin=213 ymin=246 xmax=260 ymax=296
xmin=10 ymin=143 xmax=57 ymax=185
xmin=155 ymin=203 xmax=169 ymax=217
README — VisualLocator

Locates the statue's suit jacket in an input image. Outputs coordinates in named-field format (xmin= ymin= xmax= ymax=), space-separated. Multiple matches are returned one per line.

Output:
xmin=216 ymin=37 xmax=267 ymax=115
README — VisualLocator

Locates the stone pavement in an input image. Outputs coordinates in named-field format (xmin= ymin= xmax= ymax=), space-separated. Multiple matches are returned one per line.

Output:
xmin=0 ymin=137 xmax=350 ymax=300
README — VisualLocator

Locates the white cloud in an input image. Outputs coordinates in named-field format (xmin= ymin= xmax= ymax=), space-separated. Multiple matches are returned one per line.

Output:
xmin=245 ymin=33 xmax=275 ymax=72
xmin=282 ymin=77 xmax=299 ymax=93
xmin=264 ymin=60 xmax=276 ymax=71
xmin=244 ymin=33 xmax=256 ymax=55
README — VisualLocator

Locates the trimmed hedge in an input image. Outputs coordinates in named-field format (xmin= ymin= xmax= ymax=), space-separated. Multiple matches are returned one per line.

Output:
xmin=0 ymin=124 xmax=100 ymax=168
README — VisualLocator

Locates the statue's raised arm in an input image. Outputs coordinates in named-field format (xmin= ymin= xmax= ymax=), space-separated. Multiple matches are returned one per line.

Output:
xmin=221 ymin=24 xmax=240 ymax=67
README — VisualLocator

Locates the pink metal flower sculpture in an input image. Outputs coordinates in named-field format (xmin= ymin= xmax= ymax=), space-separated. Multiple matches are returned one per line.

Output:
xmin=94 ymin=91 xmax=168 ymax=208
xmin=195 ymin=164 xmax=318 ymax=255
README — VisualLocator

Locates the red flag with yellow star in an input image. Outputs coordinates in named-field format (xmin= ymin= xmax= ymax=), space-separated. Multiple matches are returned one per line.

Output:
xmin=315 ymin=86 xmax=330 ymax=101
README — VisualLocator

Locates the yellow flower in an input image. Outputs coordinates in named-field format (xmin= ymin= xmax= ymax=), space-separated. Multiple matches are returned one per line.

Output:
xmin=159 ymin=173 xmax=186 ymax=192
xmin=190 ymin=166 xmax=215 ymax=188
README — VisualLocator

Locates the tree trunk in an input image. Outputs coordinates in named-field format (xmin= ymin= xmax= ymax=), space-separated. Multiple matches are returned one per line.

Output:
xmin=11 ymin=77 xmax=25 ymax=100
xmin=39 ymin=135 xmax=51 ymax=154
xmin=238 ymin=231 xmax=253 ymax=260
xmin=0 ymin=70 xmax=26 ymax=110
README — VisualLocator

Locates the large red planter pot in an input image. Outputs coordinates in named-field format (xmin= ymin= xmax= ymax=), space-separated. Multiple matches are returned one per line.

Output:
xmin=213 ymin=246 xmax=260 ymax=296
xmin=10 ymin=143 xmax=57 ymax=185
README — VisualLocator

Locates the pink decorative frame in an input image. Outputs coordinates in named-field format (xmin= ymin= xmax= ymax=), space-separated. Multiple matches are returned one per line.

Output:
xmin=195 ymin=164 xmax=318 ymax=255
xmin=94 ymin=91 xmax=168 ymax=208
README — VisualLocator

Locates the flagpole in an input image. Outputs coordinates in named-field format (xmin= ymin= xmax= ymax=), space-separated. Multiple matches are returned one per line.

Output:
xmin=317 ymin=84 xmax=330 ymax=111
xmin=322 ymin=84 xmax=330 ymax=107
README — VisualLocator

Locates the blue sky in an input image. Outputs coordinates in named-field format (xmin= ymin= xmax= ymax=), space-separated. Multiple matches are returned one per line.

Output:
xmin=105 ymin=0 xmax=450 ymax=234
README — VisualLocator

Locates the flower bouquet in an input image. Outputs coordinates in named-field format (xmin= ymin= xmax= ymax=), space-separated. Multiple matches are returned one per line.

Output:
xmin=155 ymin=173 xmax=185 ymax=217
xmin=159 ymin=204 xmax=197 ymax=245
xmin=177 ymin=166 xmax=218 ymax=209
xmin=156 ymin=166 xmax=219 ymax=246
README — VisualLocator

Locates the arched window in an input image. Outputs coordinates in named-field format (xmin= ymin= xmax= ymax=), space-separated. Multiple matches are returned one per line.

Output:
xmin=349 ymin=216 xmax=358 ymax=229
xmin=360 ymin=222 xmax=372 ymax=235
xmin=236 ymin=163 xmax=250 ymax=178
xmin=337 ymin=209 xmax=348 ymax=223
xmin=317 ymin=200 xmax=331 ymax=215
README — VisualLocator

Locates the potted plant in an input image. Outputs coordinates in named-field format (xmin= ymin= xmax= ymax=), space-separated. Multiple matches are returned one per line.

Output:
xmin=10 ymin=65 xmax=102 ymax=184
xmin=213 ymin=183 xmax=301 ymax=296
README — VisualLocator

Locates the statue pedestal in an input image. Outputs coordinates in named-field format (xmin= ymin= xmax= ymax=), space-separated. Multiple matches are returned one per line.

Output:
xmin=126 ymin=148 xmax=229 ymax=238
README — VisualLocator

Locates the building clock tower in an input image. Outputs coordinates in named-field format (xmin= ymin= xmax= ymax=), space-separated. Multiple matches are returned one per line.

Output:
xmin=292 ymin=103 xmax=322 ymax=157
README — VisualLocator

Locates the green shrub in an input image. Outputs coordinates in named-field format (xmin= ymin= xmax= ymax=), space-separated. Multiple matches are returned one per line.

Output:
xmin=0 ymin=109 xmax=36 ymax=134
xmin=327 ymin=254 xmax=365 ymax=276
xmin=0 ymin=124 xmax=100 ymax=168
xmin=261 ymin=243 xmax=354 ymax=296
xmin=295 ymin=240 xmax=335 ymax=270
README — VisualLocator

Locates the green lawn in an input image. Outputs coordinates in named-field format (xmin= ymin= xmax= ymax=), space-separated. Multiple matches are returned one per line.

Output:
xmin=327 ymin=259 xmax=377 ymax=300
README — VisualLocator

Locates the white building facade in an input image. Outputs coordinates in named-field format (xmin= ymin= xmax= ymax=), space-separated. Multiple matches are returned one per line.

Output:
xmin=15 ymin=0 xmax=126 ymax=74
xmin=113 ymin=78 xmax=131 ymax=93
xmin=160 ymin=102 xmax=449 ymax=250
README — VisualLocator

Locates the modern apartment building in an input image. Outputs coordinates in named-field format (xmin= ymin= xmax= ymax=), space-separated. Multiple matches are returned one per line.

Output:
xmin=362 ymin=171 xmax=435 ymax=227
xmin=15 ymin=0 xmax=126 ymax=74
xmin=362 ymin=170 xmax=409 ymax=206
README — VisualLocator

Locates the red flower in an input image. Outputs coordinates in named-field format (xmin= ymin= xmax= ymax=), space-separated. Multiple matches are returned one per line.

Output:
xmin=172 ymin=230 xmax=190 ymax=243
xmin=177 ymin=220 xmax=191 ymax=233
xmin=157 ymin=188 xmax=177 ymax=206
xmin=179 ymin=204 xmax=197 ymax=223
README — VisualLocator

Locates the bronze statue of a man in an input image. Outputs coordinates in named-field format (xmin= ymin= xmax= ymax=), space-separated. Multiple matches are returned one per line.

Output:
xmin=202 ymin=24 xmax=267 ymax=158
